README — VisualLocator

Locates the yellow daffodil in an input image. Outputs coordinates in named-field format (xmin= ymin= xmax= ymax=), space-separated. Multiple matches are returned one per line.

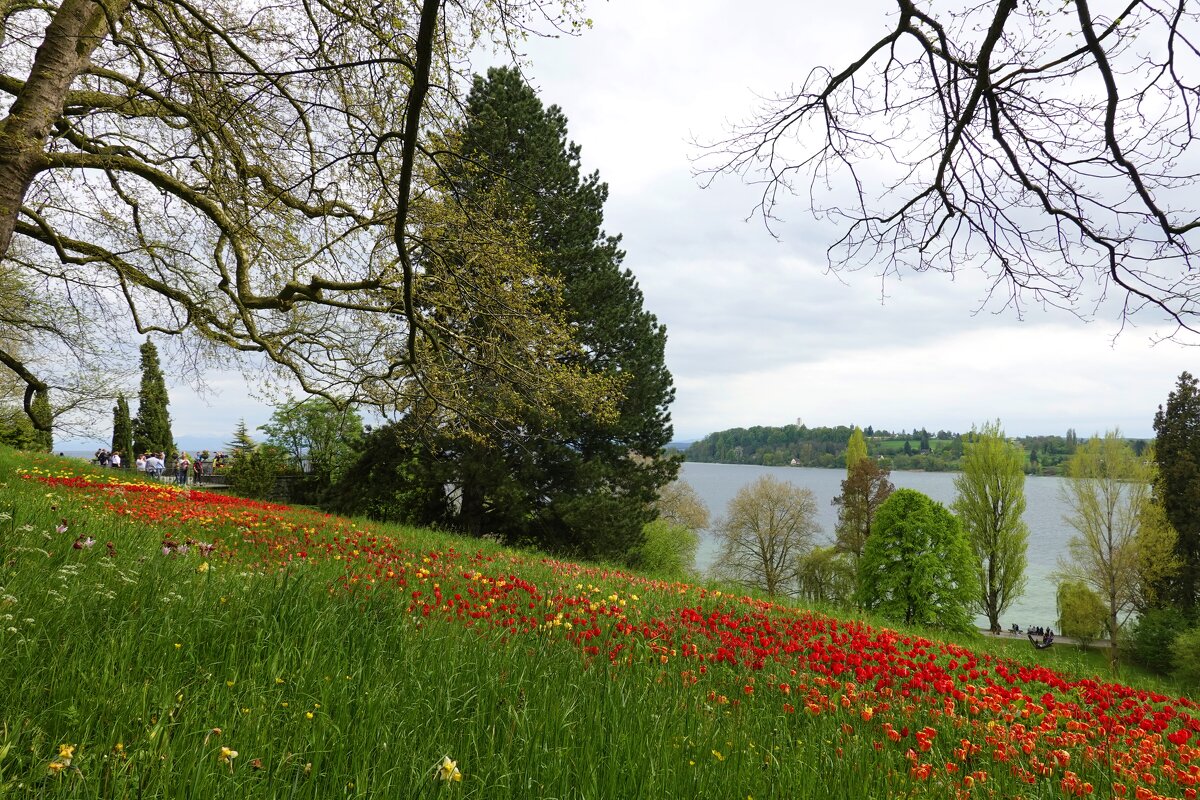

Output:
xmin=218 ymin=746 xmax=238 ymax=765
xmin=435 ymin=755 xmax=463 ymax=782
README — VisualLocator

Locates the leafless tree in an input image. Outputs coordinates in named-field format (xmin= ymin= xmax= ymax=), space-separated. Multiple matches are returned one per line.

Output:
xmin=703 ymin=0 xmax=1200 ymax=335
xmin=0 ymin=0 xmax=590 ymax=437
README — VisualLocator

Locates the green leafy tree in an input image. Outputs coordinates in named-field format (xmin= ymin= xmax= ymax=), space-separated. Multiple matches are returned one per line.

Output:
xmin=368 ymin=67 xmax=676 ymax=560
xmin=858 ymin=489 xmax=976 ymax=635
xmin=225 ymin=419 xmax=256 ymax=458
xmin=1056 ymin=580 xmax=1107 ymax=647
xmin=1058 ymin=431 xmax=1153 ymax=672
xmin=111 ymin=394 xmax=133 ymax=464
xmin=259 ymin=396 xmax=364 ymax=497
xmin=711 ymin=476 xmax=820 ymax=597
xmin=1153 ymin=371 xmax=1200 ymax=615
xmin=1171 ymin=627 xmax=1200 ymax=688
xmin=952 ymin=421 xmax=1029 ymax=634
xmin=132 ymin=341 xmax=173 ymax=458
xmin=626 ymin=520 xmax=699 ymax=580
xmin=1128 ymin=608 xmax=1188 ymax=675
xmin=832 ymin=457 xmax=894 ymax=567
xmin=796 ymin=546 xmax=856 ymax=608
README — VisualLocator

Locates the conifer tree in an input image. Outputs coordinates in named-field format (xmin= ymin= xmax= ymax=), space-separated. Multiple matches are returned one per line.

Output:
xmin=360 ymin=67 xmax=676 ymax=559
xmin=1153 ymin=371 xmax=1200 ymax=615
xmin=132 ymin=340 xmax=174 ymax=458
xmin=111 ymin=394 xmax=133 ymax=463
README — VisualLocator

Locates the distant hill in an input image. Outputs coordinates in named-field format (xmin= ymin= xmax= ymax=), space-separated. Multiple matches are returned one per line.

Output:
xmin=682 ymin=424 xmax=1150 ymax=475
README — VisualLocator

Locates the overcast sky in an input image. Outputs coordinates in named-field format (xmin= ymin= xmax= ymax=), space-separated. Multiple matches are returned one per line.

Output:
xmin=64 ymin=0 xmax=1200 ymax=450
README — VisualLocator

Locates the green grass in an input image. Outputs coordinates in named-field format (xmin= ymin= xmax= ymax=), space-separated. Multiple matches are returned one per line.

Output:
xmin=0 ymin=448 xmax=1196 ymax=799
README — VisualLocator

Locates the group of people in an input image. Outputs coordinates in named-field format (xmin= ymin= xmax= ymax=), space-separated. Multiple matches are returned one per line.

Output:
xmin=94 ymin=448 xmax=231 ymax=485
xmin=93 ymin=448 xmax=123 ymax=468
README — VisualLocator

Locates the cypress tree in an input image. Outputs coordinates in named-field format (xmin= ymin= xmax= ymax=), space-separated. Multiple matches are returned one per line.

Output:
xmin=132 ymin=340 xmax=174 ymax=458
xmin=111 ymin=394 xmax=133 ymax=463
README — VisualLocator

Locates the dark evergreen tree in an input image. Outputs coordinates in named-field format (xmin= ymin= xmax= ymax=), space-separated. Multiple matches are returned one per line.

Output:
xmin=1153 ymin=371 xmax=1200 ymax=615
xmin=111 ymin=394 xmax=133 ymax=463
xmin=132 ymin=340 xmax=174 ymax=458
xmin=225 ymin=419 xmax=256 ymax=456
xmin=349 ymin=67 xmax=676 ymax=559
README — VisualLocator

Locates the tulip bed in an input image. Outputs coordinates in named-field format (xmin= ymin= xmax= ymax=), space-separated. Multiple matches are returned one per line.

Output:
xmin=0 ymin=449 xmax=1197 ymax=799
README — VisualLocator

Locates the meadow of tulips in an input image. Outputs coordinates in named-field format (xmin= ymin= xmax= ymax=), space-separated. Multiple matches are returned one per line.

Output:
xmin=1 ymin=448 xmax=1198 ymax=799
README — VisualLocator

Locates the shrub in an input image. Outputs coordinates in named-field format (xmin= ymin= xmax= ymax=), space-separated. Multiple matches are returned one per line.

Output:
xmin=1056 ymin=580 xmax=1107 ymax=647
xmin=226 ymin=444 xmax=289 ymax=500
xmin=1171 ymin=626 xmax=1200 ymax=687
xmin=627 ymin=519 xmax=698 ymax=579
xmin=1127 ymin=607 xmax=1187 ymax=674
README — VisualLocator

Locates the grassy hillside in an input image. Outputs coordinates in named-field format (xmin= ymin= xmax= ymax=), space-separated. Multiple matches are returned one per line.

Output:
xmin=0 ymin=448 xmax=1196 ymax=799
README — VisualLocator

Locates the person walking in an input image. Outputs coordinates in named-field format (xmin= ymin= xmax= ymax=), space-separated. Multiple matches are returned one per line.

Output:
xmin=176 ymin=453 xmax=190 ymax=485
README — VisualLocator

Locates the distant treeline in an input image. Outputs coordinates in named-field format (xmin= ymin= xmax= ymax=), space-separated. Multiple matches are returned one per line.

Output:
xmin=680 ymin=424 xmax=1150 ymax=475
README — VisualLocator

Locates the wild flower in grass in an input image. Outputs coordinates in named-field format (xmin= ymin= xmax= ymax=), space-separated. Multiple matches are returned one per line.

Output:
xmin=196 ymin=561 xmax=210 ymax=573
xmin=55 ymin=520 xmax=68 ymax=534
xmin=435 ymin=755 xmax=463 ymax=783
xmin=218 ymin=746 xmax=238 ymax=769
xmin=48 ymin=743 xmax=75 ymax=774
xmin=72 ymin=535 xmax=95 ymax=550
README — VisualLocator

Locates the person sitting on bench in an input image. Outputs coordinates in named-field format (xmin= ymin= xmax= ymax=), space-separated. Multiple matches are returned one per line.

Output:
xmin=1028 ymin=630 xmax=1054 ymax=650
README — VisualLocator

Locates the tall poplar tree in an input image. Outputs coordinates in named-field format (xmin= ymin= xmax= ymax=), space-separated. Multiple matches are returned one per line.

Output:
xmin=952 ymin=420 xmax=1029 ymax=634
xmin=1153 ymin=371 xmax=1200 ymax=616
xmin=111 ymin=394 xmax=133 ymax=463
xmin=132 ymin=341 xmax=174 ymax=458
xmin=368 ymin=67 xmax=676 ymax=559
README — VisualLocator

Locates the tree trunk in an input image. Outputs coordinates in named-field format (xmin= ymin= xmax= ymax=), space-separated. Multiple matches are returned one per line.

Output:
xmin=0 ymin=0 xmax=129 ymax=257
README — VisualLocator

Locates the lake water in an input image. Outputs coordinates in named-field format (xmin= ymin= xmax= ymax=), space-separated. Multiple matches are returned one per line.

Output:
xmin=681 ymin=462 xmax=1073 ymax=630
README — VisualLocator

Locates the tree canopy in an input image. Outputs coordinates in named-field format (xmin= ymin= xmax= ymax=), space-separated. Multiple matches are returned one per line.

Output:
xmin=1153 ymin=371 xmax=1200 ymax=615
xmin=0 ymin=0 xmax=589 ymax=437
xmin=953 ymin=421 xmax=1029 ymax=634
xmin=858 ymin=488 xmax=976 ymax=634
xmin=343 ymin=67 xmax=675 ymax=560
xmin=707 ymin=1 xmax=1200 ymax=335
xmin=712 ymin=475 xmax=820 ymax=597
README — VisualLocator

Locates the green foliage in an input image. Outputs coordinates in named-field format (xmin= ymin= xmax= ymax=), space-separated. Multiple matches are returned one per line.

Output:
xmin=832 ymin=456 xmax=894 ymax=566
xmin=0 ymin=404 xmax=44 ymax=451
xmin=1127 ymin=607 xmax=1188 ymax=674
xmin=1171 ymin=627 xmax=1200 ymax=687
xmin=1059 ymin=431 xmax=1153 ymax=670
xmin=1153 ymin=371 xmax=1200 ymax=615
xmin=712 ymin=475 xmax=820 ymax=597
xmin=131 ymin=340 xmax=173 ymax=458
xmin=225 ymin=418 xmax=255 ymax=456
xmin=325 ymin=422 xmax=453 ymax=525
xmin=259 ymin=396 xmax=363 ymax=502
xmin=1056 ymin=580 xmax=1107 ymax=646
xmin=226 ymin=443 xmax=288 ymax=500
xmin=844 ymin=427 xmax=868 ymax=468
xmin=627 ymin=519 xmax=699 ymax=579
xmin=353 ymin=67 xmax=676 ymax=561
xmin=795 ymin=545 xmax=856 ymax=608
xmin=953 ymin=420 xmax=1029 ymax=633
xmin=858 ymin=488 xmax=976 ymax=635
xmin=110 ymin=394 xmax=133 ymax=463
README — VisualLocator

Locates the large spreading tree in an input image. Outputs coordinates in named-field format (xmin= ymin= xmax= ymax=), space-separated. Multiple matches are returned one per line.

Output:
xmin=1153 ymin=371 xmax=1200 ymax=616
xmin=952 ymin=421 xmax=1029 ymax=634
xmin=361 ymin=67 xmax=676 ymax=560
xmin=0 ymin=0 xmax=591 ymax=440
